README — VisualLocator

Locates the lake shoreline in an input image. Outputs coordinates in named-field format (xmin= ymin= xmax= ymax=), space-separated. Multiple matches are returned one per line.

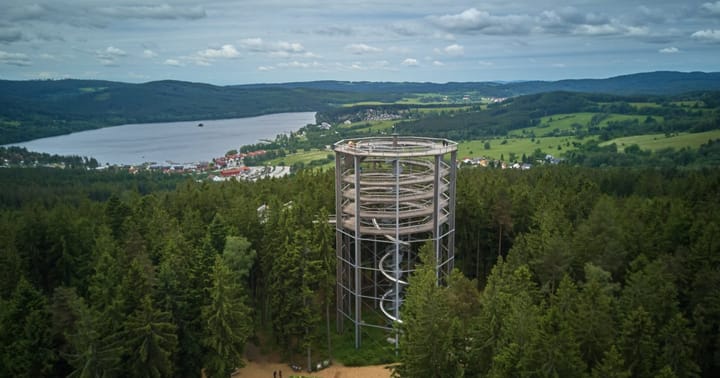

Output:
xmin=7 ymin=112 xmax=317 ymax=166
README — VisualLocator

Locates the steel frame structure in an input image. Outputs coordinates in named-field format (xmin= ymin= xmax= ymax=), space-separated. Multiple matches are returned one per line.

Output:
xmin=333 ymin=135 xmax=458 ymax=348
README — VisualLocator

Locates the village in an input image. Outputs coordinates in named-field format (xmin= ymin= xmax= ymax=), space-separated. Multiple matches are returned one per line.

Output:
xmin=121 ymin=149 xmax=292 ymax=181
xmin=113 ymin=145 xmax=565 ymax=178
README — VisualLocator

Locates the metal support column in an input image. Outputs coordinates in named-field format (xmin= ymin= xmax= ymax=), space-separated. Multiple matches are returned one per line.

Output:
xmin=448 ymin=149 xmax=458 ymax=273
xmin=334 ymin=151 xmax=344 ymax=333
xmin=353 ymin=155 xmax=362 ymax=349
xmin=432 ymin=154 xmax=441 ymax=282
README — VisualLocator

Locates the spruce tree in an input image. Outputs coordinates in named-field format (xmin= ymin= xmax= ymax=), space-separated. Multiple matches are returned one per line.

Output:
xmin=201 ymin=256 xmax=252 ymax=378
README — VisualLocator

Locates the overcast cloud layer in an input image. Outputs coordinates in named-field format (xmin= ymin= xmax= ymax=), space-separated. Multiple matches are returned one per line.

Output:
xmin=1 ymin=0 xmax=719 ymax=84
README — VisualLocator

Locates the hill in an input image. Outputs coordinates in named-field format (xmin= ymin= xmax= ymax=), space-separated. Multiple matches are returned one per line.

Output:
xmin=0 ymin=80 xmax=401 ymax=144
xmin=1 ymin=71 xmax=718 ymax=144
xmin=238 ymin=71 xmax=720 ymax=96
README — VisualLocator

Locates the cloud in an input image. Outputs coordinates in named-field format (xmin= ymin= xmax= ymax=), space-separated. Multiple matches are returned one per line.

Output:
xmin=430 ymin=8 xmax=532 ymax=35
xmin=0 ymin=50 xmax=30 ymax=66
xmin=691 ymin=29 xmax=720 ymax=42
xmin=39 ymin=53 xmax=57 ymax=60
xmin=702 ymin=2 xmax=720 ymax=15
xmin=330 ymin=60 xmax=392 ymax=72
xmin=552 ymin=7 xmax=609 ymax=26
xmin=402 ymin=58 xmax=419 ymax=66
xmin=433 ymin=60 xmax=444 ymax=66
xmin=96 ymin=46 xmax=126 ymax=65
xmin=96 ymin=4 xmax=206 ymax=20
xmin=239 ymin=38 xmax=313 ymax=58
xmin=478 ymin=60 xmax=494 ymax=67
xmin=276 ymin=41 xmax=305 ymax=53
xmin=431 ymin=8 xmax=489 ymax=30
xmin=444 ymin=44 xmax=464 ymax=56
xmin=163 ymin=59 xmax=183 ymax=67
xmin=315 ymin=25 xmax=356 ymax=36
xmin=0 ymin=28 xmax=23 ymax=43
xmin=6 ymin=3 xmax=206 ymax=29
xmin=659 ymin=47 xmax=679 ymax=53
xmin=345 ymin=43 xmax=382 ymax=54
xmin=277 ymin=60 xmax=320 ymax=69
xmin=634 ymin=6 xmax=667 ymax=24
xmin=387 ymin=22 xmax=424 ymax=37
xmin=257 ymin=65 xmax=274 ymax=71
xmin=430 ymin=6 xmax=648 ymax=39
xmin=197 ymin=44 xmax=239 ymax=59
xmin=624 ymin=26 xmax=650 ymax=37
xmin=433 ymin=32 xmax=456 ymax=41
xmin=575 ymin=24 xmax=619 ymax=36
xmin=143 ymin=49 xmax=158 ymax=58
xmin=239 ymin=38 xmax=264 ymax=51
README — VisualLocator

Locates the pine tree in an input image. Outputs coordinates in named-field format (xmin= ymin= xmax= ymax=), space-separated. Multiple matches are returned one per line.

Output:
xmin=529 ymin=276 xmax=587 ymax=377
xmin=619 ymin=307 xmax=659 ymax=378
xmin=0 ymin=277 xmax=56 ymax=376
xmin=658 ymin=313 xmax=700 ymax=378
xmin=591 ymin=345 xmax=630 ymax=378
xmin=156 ymin=234 xmax=204 ymax=376
xmin=396 ymin=243 xmax=463 ymax=378
xmin=576 ymin=263 xmax=617 ymax=368
xmin=121 ymin=295 xmax=178 ymax=378
xmin=66 ymin=304 xmax=123 ymax=378
xmin=201 ymin=256 xmax=252 ymax=378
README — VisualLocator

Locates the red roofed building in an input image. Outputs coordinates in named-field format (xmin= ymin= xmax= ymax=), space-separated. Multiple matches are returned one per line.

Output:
xmin=220 ymin=166 xmax=250 ymax=177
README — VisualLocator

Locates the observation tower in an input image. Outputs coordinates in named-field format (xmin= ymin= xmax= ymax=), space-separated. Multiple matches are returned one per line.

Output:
xmin=333 ymin=135 xmax=457 ymax=348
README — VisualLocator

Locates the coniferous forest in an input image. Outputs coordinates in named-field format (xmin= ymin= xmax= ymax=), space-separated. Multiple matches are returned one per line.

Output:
xmin=1 ymin=164 xmax=719 ymax=377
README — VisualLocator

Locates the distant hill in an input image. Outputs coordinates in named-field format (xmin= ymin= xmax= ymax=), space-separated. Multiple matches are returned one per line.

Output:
xmin=237 ymin=71 xmax=720 ymax=96
xmin=0 ymin=80 xmax=401 ymax=144
xmin=505 ymin=71 xmax=720 ymax=96
xmin=1 ymin=71 xmax=718 ymax=144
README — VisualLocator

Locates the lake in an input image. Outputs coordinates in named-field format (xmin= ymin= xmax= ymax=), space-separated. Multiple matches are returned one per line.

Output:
xmin=9 ymin=112 xmax=316 ymax=165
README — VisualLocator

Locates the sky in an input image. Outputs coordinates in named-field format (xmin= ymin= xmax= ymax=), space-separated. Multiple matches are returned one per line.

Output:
xmin=1 ymin=0 xmax=719 ymax=85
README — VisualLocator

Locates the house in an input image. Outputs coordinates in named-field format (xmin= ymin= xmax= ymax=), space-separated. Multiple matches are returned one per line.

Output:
xmin=220 ymin=166 xmax=250 ymax=177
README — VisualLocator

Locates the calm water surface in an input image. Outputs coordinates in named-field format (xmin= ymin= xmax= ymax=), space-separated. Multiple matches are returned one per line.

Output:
xmin=10 ymin=112 xmax=316 ymax=165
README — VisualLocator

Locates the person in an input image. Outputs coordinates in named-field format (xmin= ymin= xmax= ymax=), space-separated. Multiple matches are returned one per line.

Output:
xmin=279 ymin=370 xmax=282 ymax=378
xmin=273 ymin=371 xmax=276 ymax=378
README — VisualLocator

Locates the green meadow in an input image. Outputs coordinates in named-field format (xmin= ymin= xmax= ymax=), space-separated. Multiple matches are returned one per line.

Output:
xmin=267 ymin=149 xmax=335 ymax=168
xmin=457 ymin=136 xmax=592 ymax=160
xmin=511 ymin=112 xmax=664 ymax=137
xmin=603 ymin=129 xmax=720 ymax=152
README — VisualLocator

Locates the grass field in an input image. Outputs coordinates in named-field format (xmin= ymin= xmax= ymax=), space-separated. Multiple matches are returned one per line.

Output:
xmin=341 ymin=101 xmax=394 ymax=107
xmin=510 ymin=112 xmax=664 ymax=137
xmin=266 ymin=149 xmax=334 ymax=168
xmin=513 ymin=113 xmax=597 ymax=136
xmin=415 ymin=106 xmax=473 ymax=114
xmin=602 ymin=129 xmax=720 ymax=152
xmin=630 ymin=102 xmax=662 ymax=109
xmin=457 ymin=135 xmax=594 ymax=160
xmin=345 ymin=120 xmax=397 ymax=133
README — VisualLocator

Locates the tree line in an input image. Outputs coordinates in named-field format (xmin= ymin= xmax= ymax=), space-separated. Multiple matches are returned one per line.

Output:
xmin=0 ymin=164 xmax=719 ymax=377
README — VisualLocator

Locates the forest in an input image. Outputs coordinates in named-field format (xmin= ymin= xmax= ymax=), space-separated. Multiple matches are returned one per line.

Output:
xmin=0 ymin=162 xmax=718 ymax=377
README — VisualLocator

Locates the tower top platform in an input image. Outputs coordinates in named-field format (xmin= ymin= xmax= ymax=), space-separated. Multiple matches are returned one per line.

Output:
xmin=333 ymin=136 xmax=457 ymax=158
